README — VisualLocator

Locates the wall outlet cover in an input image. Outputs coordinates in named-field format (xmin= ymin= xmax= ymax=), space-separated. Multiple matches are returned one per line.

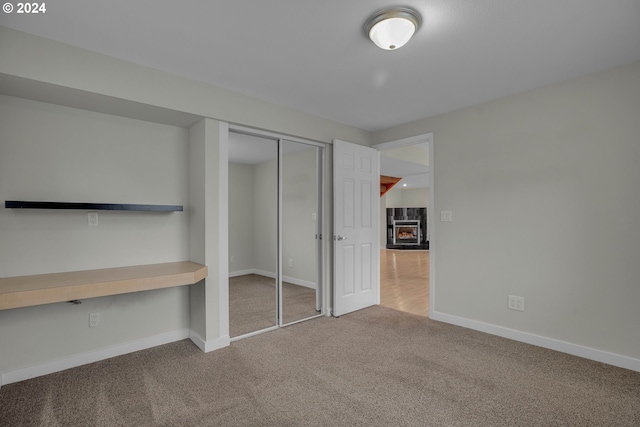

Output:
xmin=508 ymin=295 xmax=525 ymax=311
xmin=88 ymin=212 xmax=99 ymax=226
xmin=89 ymin=312 xmax=100 ymax=327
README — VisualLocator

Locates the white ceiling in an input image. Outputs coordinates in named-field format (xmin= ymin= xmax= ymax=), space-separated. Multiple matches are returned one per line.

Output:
xmin=380 ymin=144 xmax=430 ymax=188
xmin=228 ymin=133 xmax=278 ymax=165
xmin=381 ymin=156 xmax=429 ymax=189
xmin=1 ymin=1 xmax=639 ymax=132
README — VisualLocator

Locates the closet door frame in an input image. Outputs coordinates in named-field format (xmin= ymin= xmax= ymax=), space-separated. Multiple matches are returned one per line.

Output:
xmin=229 ymin=125 xmax=327 ymax=340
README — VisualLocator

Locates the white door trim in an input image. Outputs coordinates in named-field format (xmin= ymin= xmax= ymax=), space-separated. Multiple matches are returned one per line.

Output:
xmin=374 ymin=132 xmax=435 ymax=317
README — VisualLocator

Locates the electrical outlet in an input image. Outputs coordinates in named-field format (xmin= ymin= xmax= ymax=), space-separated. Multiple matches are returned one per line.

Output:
xmin=508 ymin=295 xmax=525 ymax=311
xmin=311 ymin=212 xmax=317 ymax=221
xmin=230 ymin=255 xmax=235 ymax=263
xmin=89 ymin=312 xmax=100 ymax=327
xmin=440 ymin=210 xmax=453 ymax=222
xmin=288 ymin=258 xmax=294 ymax=267
xmin=88 ymin=212 xmax=99 ymax=227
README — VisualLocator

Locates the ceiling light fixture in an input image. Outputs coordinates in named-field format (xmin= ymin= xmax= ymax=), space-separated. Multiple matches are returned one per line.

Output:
xmin=364 ymin=7 xmax=422 ymax=50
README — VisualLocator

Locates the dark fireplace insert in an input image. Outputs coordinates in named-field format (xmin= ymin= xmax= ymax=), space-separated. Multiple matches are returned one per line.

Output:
xmin=393 ymin=220 xmax=420 ymax=245
xmin=386 ymin=207 xmax=428 ymax=250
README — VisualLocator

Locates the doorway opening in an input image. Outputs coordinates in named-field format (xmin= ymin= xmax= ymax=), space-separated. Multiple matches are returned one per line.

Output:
xmin=373 ymin=133 xmax=433 ymax=317
xmin=227 ymin=127 xmax=327 ymax=340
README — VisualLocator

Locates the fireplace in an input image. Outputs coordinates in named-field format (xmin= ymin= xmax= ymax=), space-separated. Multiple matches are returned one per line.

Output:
xmin=386 ymin=207 xmax=428 ymax=249
xmin=393 ymin=220 xmax=420 ymax=245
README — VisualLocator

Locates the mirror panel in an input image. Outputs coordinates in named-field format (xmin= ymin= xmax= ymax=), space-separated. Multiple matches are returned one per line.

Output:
xmin=228 ymin=133 xmax=278 ymax=337
xmin=281 ymin=140 xmax=322 ymax=324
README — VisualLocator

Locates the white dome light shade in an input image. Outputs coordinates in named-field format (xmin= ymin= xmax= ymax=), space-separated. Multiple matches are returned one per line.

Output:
xmin=364 ymin=7 xmax=422 ymax=51
xmin=369 ymin=17 xmax=416 ymax=50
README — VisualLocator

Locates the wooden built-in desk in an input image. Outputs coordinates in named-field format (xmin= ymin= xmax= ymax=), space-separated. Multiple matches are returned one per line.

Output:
xmin=0 ymin=261 xmax=208 ymax=310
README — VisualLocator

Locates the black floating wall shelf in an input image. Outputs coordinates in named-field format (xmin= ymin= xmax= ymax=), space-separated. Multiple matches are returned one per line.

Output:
xmin=5 ymin=201 xmax=183 ymax=212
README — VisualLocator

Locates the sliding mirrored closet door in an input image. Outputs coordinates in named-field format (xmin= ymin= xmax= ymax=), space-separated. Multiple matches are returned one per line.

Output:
xmin=280 ymin=140 xmax=322 ymax=325
xmin=228 ymin=131 xmax=324 ymax=339
xmin=228 ymin=133 xmax=278 ymax=338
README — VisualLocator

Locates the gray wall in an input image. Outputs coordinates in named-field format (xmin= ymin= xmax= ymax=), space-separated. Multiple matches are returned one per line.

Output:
xmin=392 ymin=187 xmax=429 ymax=209
xmin=252 ymin=158 xmax=278 ymax=275
xmin=0 ymin=95 xmax=190 ymax=372
xmin=0 ymin=27 xmax=365 ymax=380
xmin=374 ymin=61 xmax=640 ymax=360
xmin=0 ymin=27 xmax=371 ymax=147
xmin=2 ymin=25 xmax=639 ymax=376
xmin=188 ymin=118 xmax=228 ymax=349
xmin=228 ymin=163 xmax=256 ymax=273
xmin=229 ymin=147 xmax=319 ymax=286
xmin=282 ymin=146 xmax=319 ymax=285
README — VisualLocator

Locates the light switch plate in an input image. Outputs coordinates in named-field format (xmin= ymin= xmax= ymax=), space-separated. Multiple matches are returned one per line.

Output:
xmin=440 ymin=211 xmax=453 ymax=222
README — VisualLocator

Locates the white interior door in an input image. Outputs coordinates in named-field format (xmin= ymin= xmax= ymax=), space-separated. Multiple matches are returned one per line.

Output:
xmin=333 ymin=139 xmax=380 ymax=316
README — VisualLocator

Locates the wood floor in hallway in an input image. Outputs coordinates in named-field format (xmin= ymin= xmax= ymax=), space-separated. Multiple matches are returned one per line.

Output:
xmin=380 ymin=249 xmax=429 ymax=317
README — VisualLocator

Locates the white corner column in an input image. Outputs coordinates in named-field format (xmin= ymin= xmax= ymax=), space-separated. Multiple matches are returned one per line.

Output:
xmin=188 ymin=118 xmax=230 ymax=352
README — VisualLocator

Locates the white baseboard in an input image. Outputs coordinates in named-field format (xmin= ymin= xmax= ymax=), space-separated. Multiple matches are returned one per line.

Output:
xmin=229 ymin=269 xmax=255 ymax=278
xmin=0 ymin=329 xmax=190 ymax=387
xmin=282 ymin=276 xmax=316 ymax=289
xmin=229 ymin=269 xmax=316 ymax=289
xmin=189 ymin=331 xmax=230 ymax=353
xmin=229 ymin=269 xmax=276 ymax=279
xmin=252 ymin=269 xmax=276 ymax=279
xmin=430 ymin=311 xmax=640 ymax=373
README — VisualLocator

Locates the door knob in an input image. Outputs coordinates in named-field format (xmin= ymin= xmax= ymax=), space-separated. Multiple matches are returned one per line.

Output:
xmin=334 ymin=235 xmax=347 ymax=241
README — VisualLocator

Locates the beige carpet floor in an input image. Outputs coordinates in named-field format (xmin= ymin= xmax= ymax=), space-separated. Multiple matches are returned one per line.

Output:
xmin=229 ymin=274 xmax=318 ymax=337
xmin=1 ymin=306 xmax=639 ymax=426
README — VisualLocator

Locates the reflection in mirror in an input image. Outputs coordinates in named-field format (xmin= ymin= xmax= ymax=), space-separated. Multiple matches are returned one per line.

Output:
xmin=228 ymin=132 xmax=278 ymax=337
xmin=281 ymin=140 xmax=322 ymax=324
